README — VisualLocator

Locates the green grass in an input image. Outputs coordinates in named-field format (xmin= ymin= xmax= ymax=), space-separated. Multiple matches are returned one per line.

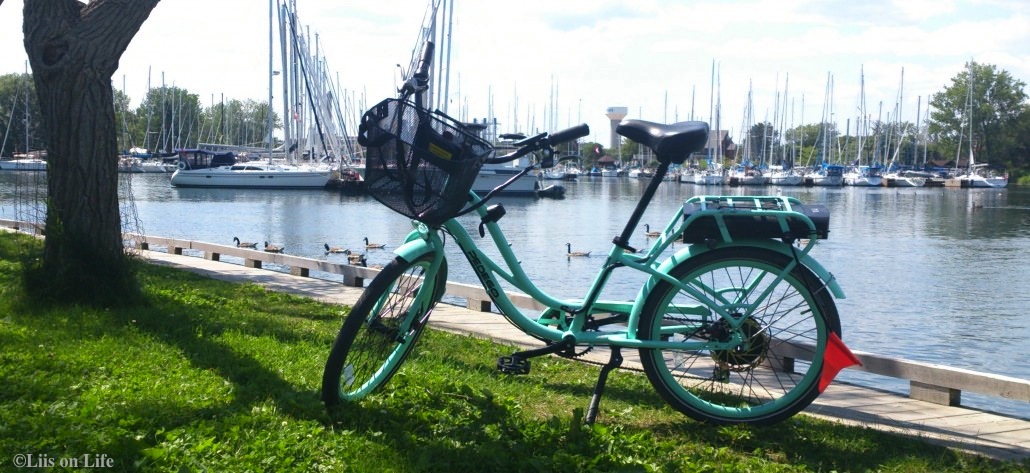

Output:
xmin=0 ymin=232 xmax=1026 ymax=472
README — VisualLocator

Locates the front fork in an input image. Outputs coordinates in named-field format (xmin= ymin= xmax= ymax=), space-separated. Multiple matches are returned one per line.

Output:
xmin=387 ymin=221 xmax=447 ymax=333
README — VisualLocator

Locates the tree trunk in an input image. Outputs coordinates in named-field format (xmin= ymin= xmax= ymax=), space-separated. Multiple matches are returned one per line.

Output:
xmin=23 ymin=0 xmax=159 ymax=306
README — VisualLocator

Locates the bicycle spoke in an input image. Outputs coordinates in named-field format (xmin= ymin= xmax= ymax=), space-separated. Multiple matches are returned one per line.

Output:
xmin=322 ymin=254 xmax=446 ymax=405
xmin=639 ymin=247 xmax=839 ymax=425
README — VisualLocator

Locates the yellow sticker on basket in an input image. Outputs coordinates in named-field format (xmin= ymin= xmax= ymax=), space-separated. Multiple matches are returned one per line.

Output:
xmin=428 ymin=142 xmax=453 ymax=160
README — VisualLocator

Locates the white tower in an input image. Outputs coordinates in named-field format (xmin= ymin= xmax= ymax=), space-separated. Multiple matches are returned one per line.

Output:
xmin=605 ymin=106 xmax=628 ymax=154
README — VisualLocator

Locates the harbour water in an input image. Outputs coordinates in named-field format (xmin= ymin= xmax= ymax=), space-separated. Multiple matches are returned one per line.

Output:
xmin=2 ymin=171 xmax=1028 ymax=418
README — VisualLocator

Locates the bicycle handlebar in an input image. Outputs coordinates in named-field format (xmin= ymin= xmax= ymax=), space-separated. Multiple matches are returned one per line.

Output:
xmin=549 ymin=123 xmax=590 ymax=145
xmin=413 ymin=41 xmax=435 ymax=81
xmin=400 ymin=41 xmax=435 ymax=97
xmin=484 ymin=123 xmax=590 ymax=165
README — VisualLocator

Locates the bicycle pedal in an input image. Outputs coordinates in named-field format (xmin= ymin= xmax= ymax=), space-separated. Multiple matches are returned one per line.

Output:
xmin=496 ymin=355 xmax=531 ymax=375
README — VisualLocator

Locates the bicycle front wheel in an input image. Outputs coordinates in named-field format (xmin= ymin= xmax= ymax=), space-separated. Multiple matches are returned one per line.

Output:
xmin=638 ymin=246 xmax=840 ymax=425
xmin=321 ymin=252 xmax=447 ymax=406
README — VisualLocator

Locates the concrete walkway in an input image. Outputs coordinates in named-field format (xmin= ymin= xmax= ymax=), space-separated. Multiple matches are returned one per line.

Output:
xmin=139 ymin=249 xmax=1029 ymax=462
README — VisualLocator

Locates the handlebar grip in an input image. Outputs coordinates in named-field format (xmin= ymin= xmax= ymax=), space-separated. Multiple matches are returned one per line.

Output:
xmin=549 ymin=123 xmax=589 ymax=145
xmin=413 ymin=41 xmax=435 ymax=79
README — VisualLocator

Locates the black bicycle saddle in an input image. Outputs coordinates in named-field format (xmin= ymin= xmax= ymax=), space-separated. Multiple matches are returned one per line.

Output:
xmin=615 ymin=119 xmax=710 ymax=165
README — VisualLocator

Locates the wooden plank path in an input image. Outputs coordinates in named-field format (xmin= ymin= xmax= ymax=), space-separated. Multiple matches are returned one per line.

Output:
xmin=134 ymin=247 xmax=1030 ymax=462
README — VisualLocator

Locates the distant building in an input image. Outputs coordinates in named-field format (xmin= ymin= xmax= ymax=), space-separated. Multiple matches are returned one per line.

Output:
xmin=703 ymin=129 xmax=735 ymax=162
xmin=605 ymin=106 xmax=628 ymax=153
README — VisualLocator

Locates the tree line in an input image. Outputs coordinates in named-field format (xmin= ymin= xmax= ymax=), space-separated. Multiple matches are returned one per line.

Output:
xmin=1 ymin=72 xmax=278 ymax=158
xmin=570 ymin=62 xmax=1028 ymax=180
xmin=3 ymin=62 xmax=1026 ymax=179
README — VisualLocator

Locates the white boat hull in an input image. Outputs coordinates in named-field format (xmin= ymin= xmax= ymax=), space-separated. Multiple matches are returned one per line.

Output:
xmin=729 ymin=173 xmax=769 ymax=186
xmin=768 ymin=173 xmax=804 ymax=186
xmin=0 ymin=159 xmax=47 ymax=171
xmin=169 ymin=165 xmax=332 ymax=188
xmin=681 ymin=171 xmax=723 ymax=185
xmin=119 ymin=158 xmax=175 ymax=173
xmin=983 ymin=177 xmax=1009 ymax=188
xmin=472 ymin=169 xmax=539 ymax=195
xmin=884 ymin=174 xmax=925 ymax=187
xmin=806 ymin=175 xmax=843 ymax=186
xmin=944 ymin=175 xmax=1008 ymax=188
xmin=698 ymin=172 xmax=724 ymax=185
xmin=844 ymin=175 xmax=883 ymax=187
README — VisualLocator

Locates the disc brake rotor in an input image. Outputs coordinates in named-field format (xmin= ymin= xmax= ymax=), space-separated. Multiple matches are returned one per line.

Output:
xmin=711 ymin=317 xmax=769 ymax=371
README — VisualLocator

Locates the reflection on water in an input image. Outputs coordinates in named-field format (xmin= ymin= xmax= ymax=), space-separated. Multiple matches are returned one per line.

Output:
xmin=2 ymin=172 xmax=1028 ymax=417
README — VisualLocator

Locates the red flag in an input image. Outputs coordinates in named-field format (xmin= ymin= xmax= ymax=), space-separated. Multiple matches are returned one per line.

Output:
xmin=818 ymin=332 xmax=861 ymax=392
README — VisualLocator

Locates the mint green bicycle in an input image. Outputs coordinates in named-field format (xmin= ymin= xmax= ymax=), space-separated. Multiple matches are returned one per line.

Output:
xmin=321 ymin=42 xmax=859 ymax=425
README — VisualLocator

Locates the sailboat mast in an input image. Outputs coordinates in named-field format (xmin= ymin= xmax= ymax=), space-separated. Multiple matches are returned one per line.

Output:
xmin=915 ymin=95 xmax=921 ymax=167
xmin=922 ymin=102 xmax=929 ymax=165
xmin=267 ymin=0 xmax=275 ymax=164
xmin=278 ymin=1 xmax=292 ymax=163
xmin=442 ymin=0 xmax=454 ymax=115
xmin=716 ymin=65 xmax=722 ymax=166
xmin=160 ymin=73 xmax=167 ymax=151
xmin=24 ymin=61 xmax=29 ymax=156
xmin=856 ymin=66 xmax=864 ymax=166
xmin=144 ymin=67 xmax=153 ymax=151
xmin=966 ymin=62 xmax=975 ymax=171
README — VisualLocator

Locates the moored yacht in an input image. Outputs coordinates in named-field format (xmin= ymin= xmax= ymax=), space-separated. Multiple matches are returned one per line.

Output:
xmin=472 ymin=145 xmax=541 ymax=195
xmin=169 ymin=149 xmax=332 ymax=188
xmin=843 ymin=166 xmax=883 ymax=187
xmin=0 ymin=156 xmax=47 ymax=171
xmin=882 ymin=170 xmax=926 ymax=187
xmin=944 ymin=165 xmax=1008 ymax=188
xmin=804 ymin=164 xmax=844 ymax=186
xmin=766 ymin=166 xmax=803 ymax=186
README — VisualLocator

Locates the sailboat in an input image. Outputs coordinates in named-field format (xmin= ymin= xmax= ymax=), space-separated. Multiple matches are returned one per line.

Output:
xmin=727 ymin=81 xmax=768 ymax=186
xmin=766 ymin=73 xmax=803 ymax=186
xmin=803 ymin=73 xmax=844 ymax=186
xmin=169 ymin=0 xmax=332 ymax=189
xmin=843 ymin=66 xmax=883 ymax=187
xmin=944 ymin=63 xmax=1008 ymax=189
xmin=880 ymin=68 xmax=925 ymax=188
xmin=0 ymin=64 xmax=46 ymax=172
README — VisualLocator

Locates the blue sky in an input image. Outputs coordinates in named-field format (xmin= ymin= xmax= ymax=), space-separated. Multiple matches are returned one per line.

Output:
xmin=2 ymin=0 xmax=1027 ymax=145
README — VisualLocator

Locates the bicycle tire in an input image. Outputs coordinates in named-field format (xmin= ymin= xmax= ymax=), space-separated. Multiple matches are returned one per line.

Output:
xmin=638 ymin=246 xmax=840 ymax=425
xmin=321 ymin=252 xmax=447 ymax=406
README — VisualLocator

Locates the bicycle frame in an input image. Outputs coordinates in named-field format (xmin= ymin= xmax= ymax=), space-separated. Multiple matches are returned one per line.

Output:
xmin=391 ymin=189 xmax=846 ymax=353
xmin=328 ymin=39 xmax=859 ymax=425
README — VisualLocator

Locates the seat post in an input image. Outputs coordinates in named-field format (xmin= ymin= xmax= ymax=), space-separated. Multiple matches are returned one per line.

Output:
xmin=613 ymin=161 xmax=670 ymax=250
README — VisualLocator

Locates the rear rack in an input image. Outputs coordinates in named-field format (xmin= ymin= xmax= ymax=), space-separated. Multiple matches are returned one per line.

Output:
xmin=680 ymin=195 xmax=830 ymax=244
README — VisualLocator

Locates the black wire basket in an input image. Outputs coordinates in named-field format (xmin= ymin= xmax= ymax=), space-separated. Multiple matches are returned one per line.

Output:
xmin=358 ymin=98 xmax=492 ymax=227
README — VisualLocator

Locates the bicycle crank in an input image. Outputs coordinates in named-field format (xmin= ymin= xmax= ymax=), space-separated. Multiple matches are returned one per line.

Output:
xmin=496 ymin=336 xmax=576 ymax=375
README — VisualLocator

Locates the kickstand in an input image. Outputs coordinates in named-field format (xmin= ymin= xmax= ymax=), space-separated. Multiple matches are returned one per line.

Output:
xmin=584 ymin=347 xmax=623 ymax=425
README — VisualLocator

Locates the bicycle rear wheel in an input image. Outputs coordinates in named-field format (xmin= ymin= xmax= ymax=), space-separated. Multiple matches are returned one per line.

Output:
xmin=321 ymin=252 xmax=446 ymax=406
xmin=638 ymin=246 xmax=840 ymax=425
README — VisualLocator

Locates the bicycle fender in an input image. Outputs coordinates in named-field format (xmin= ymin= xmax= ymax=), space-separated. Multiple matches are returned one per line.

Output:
xmin=654 ymin=242 xmax=845 ymax=299
xmin=394 ymin=232 xmax=435 ymax=263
